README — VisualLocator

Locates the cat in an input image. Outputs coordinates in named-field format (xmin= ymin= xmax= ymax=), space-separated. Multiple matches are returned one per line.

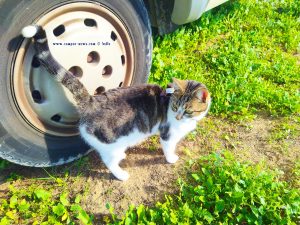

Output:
xmin=21 ymin=25 xmax=211 ymax=181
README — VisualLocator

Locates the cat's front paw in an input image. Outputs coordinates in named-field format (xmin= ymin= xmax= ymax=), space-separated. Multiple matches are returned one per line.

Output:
xmin=166 ymin=154 xmax=179 ymax=164
xmin=113 ymin=170 xmax=130 ymax=181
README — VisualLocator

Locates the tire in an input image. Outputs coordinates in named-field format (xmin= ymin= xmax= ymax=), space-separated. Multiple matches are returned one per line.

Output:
xmin=0 ymin=0 xmax=152 ymax=166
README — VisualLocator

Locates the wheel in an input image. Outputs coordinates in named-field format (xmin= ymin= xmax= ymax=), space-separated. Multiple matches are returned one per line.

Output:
xmin=0 ymin=0 xmax=152 ymax=166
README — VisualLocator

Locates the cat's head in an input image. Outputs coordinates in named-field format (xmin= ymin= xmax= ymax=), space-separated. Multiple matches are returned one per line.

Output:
xmin=169 ymin=78 xmax=211 ymax=121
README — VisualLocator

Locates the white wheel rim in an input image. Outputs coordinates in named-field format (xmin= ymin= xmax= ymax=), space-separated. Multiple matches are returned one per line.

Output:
xmin=12 ymin=2 xmax=134 ymax=136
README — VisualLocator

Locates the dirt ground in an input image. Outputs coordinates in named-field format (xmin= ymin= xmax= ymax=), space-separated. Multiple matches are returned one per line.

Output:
xmin=0 ymin=116 xmax=299 ymax=222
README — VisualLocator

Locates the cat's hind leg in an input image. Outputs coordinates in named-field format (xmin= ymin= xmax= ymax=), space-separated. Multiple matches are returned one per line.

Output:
xmin=79 ymin=125 xmax=129 ymax=181
xmin=97 ymin=148 xmax=129 ymax=181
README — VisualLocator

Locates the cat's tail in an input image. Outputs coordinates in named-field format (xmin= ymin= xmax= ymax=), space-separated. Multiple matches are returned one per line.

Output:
xmin=21 ymin=25 xmax=92 ymax=106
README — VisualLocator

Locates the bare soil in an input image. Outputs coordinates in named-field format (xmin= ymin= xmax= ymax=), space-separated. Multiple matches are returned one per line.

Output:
xmin=0 ymin=116 xmax=299 ymax=222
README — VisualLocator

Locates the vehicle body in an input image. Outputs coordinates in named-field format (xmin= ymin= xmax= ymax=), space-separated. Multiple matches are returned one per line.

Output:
xmin=0 ymin=0 xmax=227 ymax=166
xmin=146 ymin=0 xmax=228 ymax=34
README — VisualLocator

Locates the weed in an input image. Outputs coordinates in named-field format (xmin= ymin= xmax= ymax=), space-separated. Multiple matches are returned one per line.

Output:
xmin=1 ymin=1 xmax=300 ymax=224
xmin=269 ymin=117 xmax=300 ymax=142
xmin=108 ymin=152 xmax=300 ymax=224
xmin=150 ymin=0 xmax=300 ymax=120
xmin=268 ymin=116 xmax=300 ymax=153
xmin=5 ymin=173 xmax=23 ymax=182
xmin=0 ymin=160 xmax=10 ymax=171
xmin=0 ymin=180 xmax=92 ymax=225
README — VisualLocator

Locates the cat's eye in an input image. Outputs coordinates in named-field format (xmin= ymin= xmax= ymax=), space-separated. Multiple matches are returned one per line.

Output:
xmin=185 ymin=109 xmax=193 ymax=115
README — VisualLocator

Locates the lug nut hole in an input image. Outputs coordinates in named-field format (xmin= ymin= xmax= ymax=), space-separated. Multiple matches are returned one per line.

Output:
xmin=53 ymin=25 xmax=65 ymax=37
xmin=51 ymin=114 xmax=61 ymax=122
xmin=32 ymin=90 xmax=42 ymax=103
xmin=111 ymin=31 xmax=117 ymax=41
xmin=102 ymin=65 xmax=113 ymax=77
xmin=84 ymin=18 xmax=97 ymax=27
xmin=32 ymin=56 xmax=41 ymax=68
xmin=69 ymin=66 xmax=83 ymax=78
xmin=121 ymin=55 xmax=125 ymax=65
xmin=87 ymin=51 xmax=100 ymax=65
xmin=94 ymin=86 xmax=105 ymax=95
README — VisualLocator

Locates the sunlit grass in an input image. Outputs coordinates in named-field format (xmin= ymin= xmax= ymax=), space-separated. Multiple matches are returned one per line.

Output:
xmin=1 ymin=0 xmax=300 ymax=224
xmin=150 ymin=0 xmax=300 ymax=120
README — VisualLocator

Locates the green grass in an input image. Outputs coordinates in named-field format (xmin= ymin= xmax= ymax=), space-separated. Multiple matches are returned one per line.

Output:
xmin=150 ymin=0 xmax=300 ymax=120
xmin=0 ymin=160 xmax=10 ymax=171
xmin=1 ymin=152 xmax=299 ymax=225
xmin=107 ymin=152 xmax=300 ymax=225
xmin=1 ymin=0 xmax=300 ymax=224
xmin=269 ymin=116 xmax=300 ymax=141
xmin=112 ymin=0 xmax=300 ymax=223
xmin=267 ymin=116 xmax=300 ymax=153
xmin=0 ymin=177 xmax=93 ymax=225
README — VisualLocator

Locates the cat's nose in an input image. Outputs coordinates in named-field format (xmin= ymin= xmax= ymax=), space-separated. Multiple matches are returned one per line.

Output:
xmin=175 ymin=108 xmax=184 ymax=120
xmin=176 ymin=113 xmax=183 ymax=120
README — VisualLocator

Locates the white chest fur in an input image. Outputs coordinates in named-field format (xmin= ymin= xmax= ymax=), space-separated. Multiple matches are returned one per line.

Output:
xmin=167 ymin=108 xmax=197 ymax=140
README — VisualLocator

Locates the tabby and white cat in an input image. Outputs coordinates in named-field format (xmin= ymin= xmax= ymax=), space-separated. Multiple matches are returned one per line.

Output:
xmin=22 ymin=25 xmax=211 ymax=181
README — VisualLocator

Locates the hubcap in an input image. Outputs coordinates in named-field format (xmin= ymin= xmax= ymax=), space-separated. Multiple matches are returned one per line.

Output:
xmin=12 ymin=2 xmax=134 ymax=136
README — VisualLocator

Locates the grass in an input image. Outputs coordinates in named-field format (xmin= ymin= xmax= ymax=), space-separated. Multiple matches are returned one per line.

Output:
xmin=267 ymin=116 xmax=300 ymax=153
xmin=1 ymin=151 xmax=299 ymax=225
xmin=1 ymin=0 xmax=300 ymax=224
xmin=0 ymin=160 xmax=10 ymax=171
xmin=150 ymin=0 xmax=300 ymax=120
xmin=107 ymin=152 xmax=300 ymax=224
xmin=0 ymin=179 xmax=93 ymax=225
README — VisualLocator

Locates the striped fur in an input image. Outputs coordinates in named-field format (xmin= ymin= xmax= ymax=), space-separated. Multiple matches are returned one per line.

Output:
xmin=23 ymin=25 xmax=91 ymax=112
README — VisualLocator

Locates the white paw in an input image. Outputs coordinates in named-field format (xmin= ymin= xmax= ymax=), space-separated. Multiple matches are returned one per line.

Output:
xmin=113 ymin=170 xmax=130 ymax=181
xmin=166 ymin=154 xmax=179 ymax=164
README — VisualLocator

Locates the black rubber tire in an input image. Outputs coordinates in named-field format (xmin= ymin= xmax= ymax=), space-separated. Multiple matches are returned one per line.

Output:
xmin=0 ymin=0 xmax=152 ymax=167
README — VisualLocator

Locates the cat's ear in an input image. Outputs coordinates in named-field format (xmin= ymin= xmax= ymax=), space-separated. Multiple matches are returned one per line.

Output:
xmin=195 ymin=87 xmax=210 ymax=103
xmin=172 ymin=78 xmax=187 ymax=91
